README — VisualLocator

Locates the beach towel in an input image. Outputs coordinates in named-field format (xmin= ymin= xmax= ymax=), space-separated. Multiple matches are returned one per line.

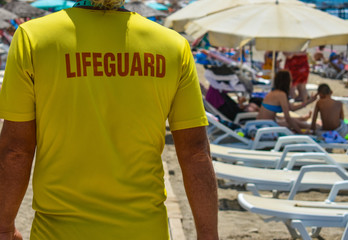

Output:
xmin=321 ymin=130 xmax=347 ymax=144
xmin=317 ymin=120 xmax=348 ymax=140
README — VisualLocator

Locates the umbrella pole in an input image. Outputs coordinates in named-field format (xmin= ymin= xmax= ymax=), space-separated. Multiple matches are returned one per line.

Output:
xmin=239 ymin=47 xmax=243 ymax=67
xmin=249 ymin=42 xmax=253 ymax=68
xmin=271 ymin=50 xmax=276 ymax=85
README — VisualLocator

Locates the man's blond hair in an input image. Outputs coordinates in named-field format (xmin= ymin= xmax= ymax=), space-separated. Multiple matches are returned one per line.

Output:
xmin=90 ymin=0 xmax=125 ymax=9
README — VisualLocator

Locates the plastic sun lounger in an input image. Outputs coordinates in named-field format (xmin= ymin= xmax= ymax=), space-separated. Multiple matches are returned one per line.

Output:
xmin=233 ymin=111 xmax=258 ymax=125
xmin=213 ymin=158 xmax=348 ymax=195
xmin=332 ymin=95 xmax=348 ymax=104
xmin=238 ymin=180 xmax=348 ymax=240
xmin=206 ymin=112 xmax=294 ymax=150
xmin=207 ymin=111 xmax=348 ymax=151
xmin=210 ymin=136 xmax=348 ymax=169
xmin=211 ymin=144 xmax=348 ymax=169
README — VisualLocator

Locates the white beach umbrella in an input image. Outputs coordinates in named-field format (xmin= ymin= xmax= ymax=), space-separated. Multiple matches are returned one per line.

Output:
xmin=185 ymin=0 xmax=348 ymax=52
xmin=0 ymin=19 xmax=10 ymax=29
xmin=0 ymin=8 xmax=18 ymax=20
xmin=164 ymin=0 xmax=305 ymax=32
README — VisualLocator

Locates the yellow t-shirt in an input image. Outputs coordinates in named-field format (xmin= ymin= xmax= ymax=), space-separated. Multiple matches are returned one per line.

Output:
xmin=0 ymin=8 xmax=207 ymax=240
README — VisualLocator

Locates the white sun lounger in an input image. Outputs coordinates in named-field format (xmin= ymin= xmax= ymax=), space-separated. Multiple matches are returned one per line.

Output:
xmin=213 ymin=159 xmax=348 ymax=196
xmin=207 ymin=111 xmax=348 ymax=151
xmin=211 ymin=143 xmax=348 ymax=169
xmin=206 ymin=112 xmax=294 ymax=150
xmin=238 ymin=180 xmax=348 ymax=240
xmin=274 ymin=135 xmax=348 ymax=152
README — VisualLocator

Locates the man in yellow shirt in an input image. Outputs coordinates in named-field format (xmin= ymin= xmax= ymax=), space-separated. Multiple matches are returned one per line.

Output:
xmin=0 ymin=0 xmax=218 ymax=239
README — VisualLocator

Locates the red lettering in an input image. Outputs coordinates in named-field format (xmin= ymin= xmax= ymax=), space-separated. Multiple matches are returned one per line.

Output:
xmin=93 ymin=53 xmax=103 ymax=76
xmin=117 ymin=53 xmax=129 ymax=77
xmin=130 ymin=52 xmax=143 ymax=76
xmin=82 ymin=52 xmax=91 ymax=76
xmin=144 ymin=53 xmax=154 ymax=77
xmin=65 ymin=54 xmax=76 ymax=78
xmin=76 ymin=53 xmax=81 ymax=77
xmin=104 ymin=53 xmax=116 ymax=77
xmin=66 ymin=52 xmax=165 ymax=78
xmin=156 ymin=54 xmax=166 ymax=78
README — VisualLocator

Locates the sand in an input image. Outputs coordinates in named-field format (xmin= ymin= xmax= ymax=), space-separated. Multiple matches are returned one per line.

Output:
xmin=12 ymin=62 xmax=348 ymax=240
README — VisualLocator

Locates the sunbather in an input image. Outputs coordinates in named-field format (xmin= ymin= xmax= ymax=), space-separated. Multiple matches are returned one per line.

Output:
xmin=313 ymin=45 xmax=327 ymax=63
xmin=204 ymin=65 xmax=260 ymax=121
xmin=311 ymin=83 xmax=348 ymax=138
xmin=327 ymin=52 xmax=347 ymax=79
xmin=257 ymin=70 xmax=317 ymax=134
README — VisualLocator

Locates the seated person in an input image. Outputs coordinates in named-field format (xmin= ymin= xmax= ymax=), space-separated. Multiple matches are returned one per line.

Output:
xmin=313 ymin=45 xmax=327 ymax=63
xmin=329 ymin=52 xmax=345 ymax=74
xmin=257 ymin=70 xmax=317 ymax=134
xmin=310 ymin=83 xmax=348 ymax=138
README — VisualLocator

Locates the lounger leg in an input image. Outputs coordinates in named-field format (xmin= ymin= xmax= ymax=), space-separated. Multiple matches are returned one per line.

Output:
xmin=310 ymin=227 xmax=322 ymax=238
xmin=272 ymin=189 xmax=280 ymax=198
xmin=290 ymin=220 xmax=312 ymax=240
xmin=246 ymin=183 xmax=260 ymax=196
xmin=341 ymin=223 xmax=348 ymax=240
xmin=284 ymin=220 xmax=301 ymax=239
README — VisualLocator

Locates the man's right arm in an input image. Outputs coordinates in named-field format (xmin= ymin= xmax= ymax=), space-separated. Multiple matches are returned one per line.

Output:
xmin=0 ymin=120 xmax=36 ymax=240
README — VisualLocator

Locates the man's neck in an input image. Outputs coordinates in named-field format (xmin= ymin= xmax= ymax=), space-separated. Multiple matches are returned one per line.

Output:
xmin=320 ymin=95 xmax=332 ymax=100
xmin=74 ymin=0 xmax=94 ymax=8
xmin=73 ymin=0 xmax=127 ymax=10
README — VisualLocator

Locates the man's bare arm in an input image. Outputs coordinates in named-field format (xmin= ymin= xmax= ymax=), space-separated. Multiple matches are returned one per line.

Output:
xmin=0 ymin=120 xmax=36 ymax=239
xmin=172 ymin=126 xmax=218 ymax=240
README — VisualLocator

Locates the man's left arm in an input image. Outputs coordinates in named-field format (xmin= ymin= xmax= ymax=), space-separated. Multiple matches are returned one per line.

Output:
xmin=172 ymin=126 xmax=218 ymax=240
xmin=0 ymin=120 xmax=36 ymax=240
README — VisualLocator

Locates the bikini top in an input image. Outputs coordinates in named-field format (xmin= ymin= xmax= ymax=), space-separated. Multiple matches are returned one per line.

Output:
xmin=262 ymin=103 xmax=283 ymax=113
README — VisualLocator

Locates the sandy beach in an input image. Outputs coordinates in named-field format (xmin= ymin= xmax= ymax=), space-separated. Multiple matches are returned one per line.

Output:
xmin=11 ymin=61 xmax=348 ymax=240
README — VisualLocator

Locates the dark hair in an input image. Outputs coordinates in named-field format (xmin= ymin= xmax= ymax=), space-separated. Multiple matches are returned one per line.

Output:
xmin=317 ymin=83 xmax=332 ymax=95
xmin=273 ymin=70 xmax=292 ymax=97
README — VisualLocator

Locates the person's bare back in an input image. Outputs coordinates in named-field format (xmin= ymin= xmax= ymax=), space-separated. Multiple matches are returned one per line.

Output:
xmin=316 ymin=97 xmax=343 ymax=130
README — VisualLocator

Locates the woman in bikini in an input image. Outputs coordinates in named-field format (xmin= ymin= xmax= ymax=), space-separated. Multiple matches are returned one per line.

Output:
xmin=257 ymin=70 xmax=317 ymax=133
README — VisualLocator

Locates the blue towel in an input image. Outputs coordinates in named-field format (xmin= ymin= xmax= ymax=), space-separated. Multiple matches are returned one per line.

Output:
xmin=322 ymin=130 xmax=347 ymax=144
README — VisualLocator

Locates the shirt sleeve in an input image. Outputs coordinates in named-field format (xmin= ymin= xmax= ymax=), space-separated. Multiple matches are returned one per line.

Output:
xmin=168 ymin=40 xmax=208 ymax=131
xmin=0 ymin=26 xmax=35 ymax=121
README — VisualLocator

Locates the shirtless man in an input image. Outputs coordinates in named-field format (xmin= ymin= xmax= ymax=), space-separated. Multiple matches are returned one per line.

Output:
xmin=313 ymin=45 xmax=326 ymax=62
xmin=311 ymin=83 xmax=347 ymax=138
